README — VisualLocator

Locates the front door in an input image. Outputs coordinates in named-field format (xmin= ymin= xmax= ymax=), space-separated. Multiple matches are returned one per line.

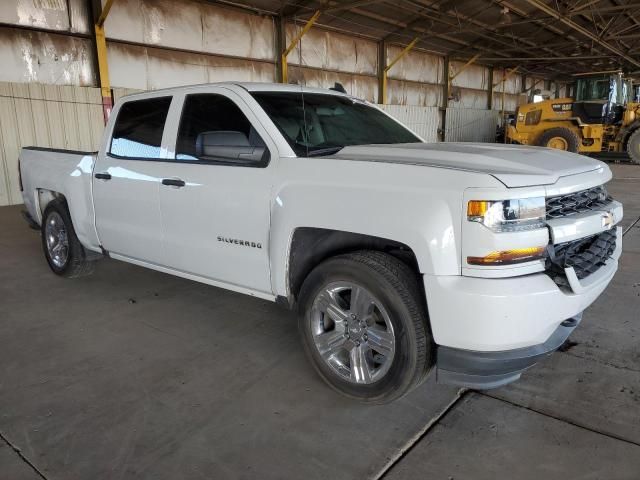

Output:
xmin=154 ymin=90 xmax=274 ymax=294
xmin=93 ymin=95 xmax=172 ymax=264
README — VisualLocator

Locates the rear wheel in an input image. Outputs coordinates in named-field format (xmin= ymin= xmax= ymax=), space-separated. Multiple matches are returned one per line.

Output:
xmin=536 ymin=127 xmax=580 ymax=153
xmin=298 ymin=251 xmax=433 ymax=404
xmin=626 ymin=128 xmax=640 ymax=164
xmin=41 ymin=199 xmax=95 ymax=278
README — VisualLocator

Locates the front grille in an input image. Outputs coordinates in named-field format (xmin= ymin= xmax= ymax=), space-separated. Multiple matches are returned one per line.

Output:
xmin=546 ymin=185 xmax=612 ymax=219
xmin=546 ymin=229 xmax=617 ymax=285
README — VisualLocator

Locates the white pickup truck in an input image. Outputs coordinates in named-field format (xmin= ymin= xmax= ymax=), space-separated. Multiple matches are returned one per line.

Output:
xmin=19 ymin=82 xmax=623 ymax=403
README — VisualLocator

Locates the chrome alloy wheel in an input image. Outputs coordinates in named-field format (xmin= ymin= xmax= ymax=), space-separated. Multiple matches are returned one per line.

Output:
xmin=310 ymin=282 xmax=396 ymax=384
xmin=45 ymin=212 xmax=69 ymax=268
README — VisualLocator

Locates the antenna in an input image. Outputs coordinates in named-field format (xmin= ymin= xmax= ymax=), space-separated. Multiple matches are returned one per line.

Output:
xmin=294 ymin=15 xmax=310 ymax=157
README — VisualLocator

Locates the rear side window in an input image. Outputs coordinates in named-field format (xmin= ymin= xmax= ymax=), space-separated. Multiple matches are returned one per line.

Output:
xmin=175 ymin=93 xmax=266 ymax=162
xmin=110 ymin=96 xmax=172 ymax=159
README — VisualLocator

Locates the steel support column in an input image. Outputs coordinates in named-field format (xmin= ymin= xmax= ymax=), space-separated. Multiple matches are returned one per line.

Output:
xmin=442 ymin=56 xmax=450 ymax=141
xmin=448 ymin=53 xmax=480 ymax=89
xmin=377 ymin=40 xmax=386 ymax=104
xmin=281 ymin=10 xmax=321 ymax=83
xmin=487 ymin=67 xmax=494 ymax=110
xmin=275 ymin=15 xmax=286 ymax=83
xmin=491 ymin=67 xmax=519 ymax=122
xmin=94 ymin=0 xmax=114 ymax=124
xmin=381 ymin=37 xmax=418 ymax=105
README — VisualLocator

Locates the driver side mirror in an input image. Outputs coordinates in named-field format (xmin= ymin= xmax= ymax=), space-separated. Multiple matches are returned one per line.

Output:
xmin=195 ymin=131 xmax=269 ymax=165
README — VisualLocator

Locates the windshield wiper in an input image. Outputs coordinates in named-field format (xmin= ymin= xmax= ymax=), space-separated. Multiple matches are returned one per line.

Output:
xmin=306 ymin=146 xmax=344 ymax=157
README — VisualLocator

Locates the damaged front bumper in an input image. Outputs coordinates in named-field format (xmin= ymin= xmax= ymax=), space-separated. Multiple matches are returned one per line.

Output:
xmin=436 ymin=313 xmax=582 ymax=389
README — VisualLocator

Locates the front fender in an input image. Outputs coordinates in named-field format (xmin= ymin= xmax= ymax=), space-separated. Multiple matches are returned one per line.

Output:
xmin=268 ymin=158 xmax=496 ymax=297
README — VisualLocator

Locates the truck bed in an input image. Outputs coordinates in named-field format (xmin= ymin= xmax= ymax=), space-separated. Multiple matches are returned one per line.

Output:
xmin=20 ymin=146 xmax=100 ymax=252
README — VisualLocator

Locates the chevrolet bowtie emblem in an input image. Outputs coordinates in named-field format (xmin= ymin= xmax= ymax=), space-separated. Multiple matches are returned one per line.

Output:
xmin=601 ymin=211 xmax=615 ymax=230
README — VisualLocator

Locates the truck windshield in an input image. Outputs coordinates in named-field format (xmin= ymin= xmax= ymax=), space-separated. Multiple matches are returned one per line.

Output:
xmin=251 ymin=92 xmax=421 ymax=157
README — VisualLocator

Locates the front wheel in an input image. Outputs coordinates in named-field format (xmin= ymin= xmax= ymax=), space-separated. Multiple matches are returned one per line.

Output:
xmin=298 ymin=251 xmax=433 ymax=404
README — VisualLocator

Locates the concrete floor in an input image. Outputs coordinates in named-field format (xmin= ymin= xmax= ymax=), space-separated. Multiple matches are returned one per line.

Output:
xmin=1 ymin=163 xmax=638 ymax=479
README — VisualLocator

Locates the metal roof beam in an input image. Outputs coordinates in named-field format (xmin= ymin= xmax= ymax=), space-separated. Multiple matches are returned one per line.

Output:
xmin=565 ymin=2 xmax=640 ymax=15
xmin=523 ymin=0 xmax=640 ymax=68
xmin=478 ymin=55 xmax=611 ymax=61
xmin=324 ymin=0 xmax=388 ymax=13
xmin=395 ymin=1 xmax=595 ymax=70
xmin=348 ymin=8 xmax=513 ymax=58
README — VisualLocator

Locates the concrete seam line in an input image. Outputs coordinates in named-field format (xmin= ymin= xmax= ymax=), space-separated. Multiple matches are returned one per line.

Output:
xmin=0 ymin=431 xmax=49 ymax=479
xmin=622 ymin=215 xmax=640 ymax=236
xmin=562 ymin=350 xmax=640 ymax=374
xmin=372 ymin=388 xmax=468 ymax=480
xmin=480 ymin=392 xmax=640 ymax=448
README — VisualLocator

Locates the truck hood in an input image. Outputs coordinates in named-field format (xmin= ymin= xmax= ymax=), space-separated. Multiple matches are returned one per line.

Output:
xmin=331 ymin=143 xmax=604 ymax=187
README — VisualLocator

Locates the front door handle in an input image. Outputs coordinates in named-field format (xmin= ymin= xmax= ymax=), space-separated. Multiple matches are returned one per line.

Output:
xmin=95 ymin=172 xmax=111 ymax=180
xmin=162 ymin=178 xmax=185 ymax=187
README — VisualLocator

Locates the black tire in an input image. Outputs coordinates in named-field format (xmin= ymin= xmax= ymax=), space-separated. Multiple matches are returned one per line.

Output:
xmin=41 ymin=199 xmax=95 ymax=278
xmin=626 ymin=128 xmax=640 ymax=165
xmin=536 ymin=127 xmax=580 ymax=153
xmin=298 ymin=250 xmax=433 ymax=404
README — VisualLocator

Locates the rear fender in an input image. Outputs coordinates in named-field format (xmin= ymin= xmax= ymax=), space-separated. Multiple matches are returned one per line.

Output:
xmin=20 ymin=150 xmax=100 ymax=251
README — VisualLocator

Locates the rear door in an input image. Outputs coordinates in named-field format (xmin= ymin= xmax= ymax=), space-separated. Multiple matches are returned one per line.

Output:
xmin=93 ymin=95 xmax=172 ymax=264
xmin=154 ymin=88 xmax=275 ymax=294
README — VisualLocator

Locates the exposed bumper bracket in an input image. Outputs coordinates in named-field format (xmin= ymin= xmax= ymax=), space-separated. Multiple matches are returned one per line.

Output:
xmin=436 ymin=313 xmax=582 ymax=389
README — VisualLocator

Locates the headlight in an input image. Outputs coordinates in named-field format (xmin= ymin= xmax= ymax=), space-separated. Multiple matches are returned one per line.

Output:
xmin=467 ymin=197 xmax=546 ymax=233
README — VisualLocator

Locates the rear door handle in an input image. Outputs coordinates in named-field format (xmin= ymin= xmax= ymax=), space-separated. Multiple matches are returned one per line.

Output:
xmin=162 ymin=178 xmax=185 ymax=187
xmin=94 ymin=172 xmax=111 ymax=180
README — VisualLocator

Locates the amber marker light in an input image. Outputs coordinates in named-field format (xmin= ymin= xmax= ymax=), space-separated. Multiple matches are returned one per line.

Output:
xmin=467 ymin=200 xmax=490 ymax=219
xmin=467 ymin=246 xmax=546 ymax=266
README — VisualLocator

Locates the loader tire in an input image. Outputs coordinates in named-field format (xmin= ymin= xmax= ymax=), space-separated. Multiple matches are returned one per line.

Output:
xmin=536 ymin=127 xmax=580 ymax=153
xmin=626 ymin=129 xmax=640 ymax=165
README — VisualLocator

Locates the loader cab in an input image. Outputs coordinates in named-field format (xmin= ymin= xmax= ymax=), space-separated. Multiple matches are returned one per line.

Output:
xmin=631 ymin=82 xmax=640 ymax=103
xmin=573 ymin=73 xmax=628 ymax=125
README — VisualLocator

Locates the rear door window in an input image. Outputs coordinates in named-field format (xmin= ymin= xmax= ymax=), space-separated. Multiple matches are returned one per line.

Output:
xmin=110 ymin=96 xmax=172 ymax=159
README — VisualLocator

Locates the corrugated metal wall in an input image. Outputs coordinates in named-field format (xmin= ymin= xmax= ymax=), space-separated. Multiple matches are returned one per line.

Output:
xmin=0 ymin=0 xmax=555 ymax=207
xmin=0 ymin=82 xmax=104 ymax=206
xmin=105 ymin=0 xmax=277 ymax=90
xmin=445 ymin=108 xmax=501 ymax=143
xmin=449 ymin=62 xmax=489 ymax=109
xmin=492 ymin=68 xmax=524 ymax=113
xmin=379 ymin=105 xmax=440 ymax=143
xmin=0 ymin=0 xmax=533 ymax=115
xmin=386 ymin=47 xmax=443 ymax=107
xmin=286 ymin=25 xmax=378 ymax=102
xmin=0 ymin=0 xmax=94 ymax=86
xmin=0 ymin=81 xmax=442 ymax=207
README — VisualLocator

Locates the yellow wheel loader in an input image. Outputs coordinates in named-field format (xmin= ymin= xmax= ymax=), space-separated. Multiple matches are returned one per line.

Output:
xmin=507 ymin=73 xmax=640 ymax=164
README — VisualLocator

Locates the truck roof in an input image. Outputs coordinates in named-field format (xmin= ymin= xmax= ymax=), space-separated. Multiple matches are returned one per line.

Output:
xmin=120 ymin=82 xmax=352 ymax=100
